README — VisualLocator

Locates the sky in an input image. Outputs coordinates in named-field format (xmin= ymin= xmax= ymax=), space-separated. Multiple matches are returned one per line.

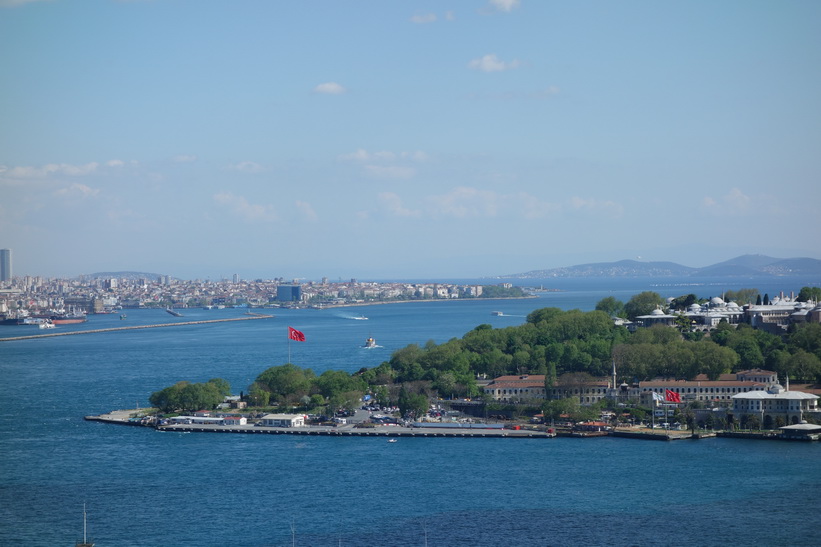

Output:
xmin=1 ymin=0 xmax=820 ymax=281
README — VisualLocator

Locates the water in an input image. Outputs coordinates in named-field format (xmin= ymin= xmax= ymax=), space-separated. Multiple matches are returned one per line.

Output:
xmin=1 ymin=276 xmax=819 ymax=546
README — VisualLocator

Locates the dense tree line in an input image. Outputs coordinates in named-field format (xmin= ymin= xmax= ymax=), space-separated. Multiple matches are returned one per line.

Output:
xmin=149 ymin=287 xmax=821 ymax=414
xmin=149 ymin=378 xmax=231 ymax=413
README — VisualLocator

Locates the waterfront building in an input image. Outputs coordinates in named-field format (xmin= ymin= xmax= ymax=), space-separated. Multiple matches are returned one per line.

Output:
xmin=547 ymin=377 xmax=612 ymax=405
xmin=258 ymin=413 xmax=305 ymax=427
xmin=0 ymin=249 xmax=10 ymax=282
xmin=731 ymin=382 xmax=819 ymax=426
xmin=483 ymin=375 xmax=547 ymax=403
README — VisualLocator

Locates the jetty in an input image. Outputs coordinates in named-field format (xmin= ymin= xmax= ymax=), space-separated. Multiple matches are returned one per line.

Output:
xmin=84 ymin=411 xmax=556 ymax=438
xmin=0 ymin=315 xmax=273 ymax=342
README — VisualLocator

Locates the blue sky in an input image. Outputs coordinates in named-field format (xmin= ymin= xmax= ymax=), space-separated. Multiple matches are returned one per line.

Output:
xmin=1 ymin=0 xmax=819 ymax=280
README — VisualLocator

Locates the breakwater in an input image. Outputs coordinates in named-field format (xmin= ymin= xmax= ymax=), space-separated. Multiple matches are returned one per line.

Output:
xmin=0 ymin=314 xmax=273 ymax=342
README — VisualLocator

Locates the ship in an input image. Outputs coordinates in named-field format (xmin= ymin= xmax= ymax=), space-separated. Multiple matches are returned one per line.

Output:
xmin=40 ymin=306 xmax=88 ymax=325
xmin=363 ymin=336 xmax=377 ymax=349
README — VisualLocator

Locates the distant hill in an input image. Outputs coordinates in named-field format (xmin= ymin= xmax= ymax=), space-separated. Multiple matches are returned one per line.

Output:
xmin=501 ymin=255 xmax=821 ymax=279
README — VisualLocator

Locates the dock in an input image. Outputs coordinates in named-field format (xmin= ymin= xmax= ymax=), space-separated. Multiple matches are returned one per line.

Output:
xmin=84 ymin=412 xmax=556 ymax=439
xmin=0 ymin=315 xmax=273 ymax=342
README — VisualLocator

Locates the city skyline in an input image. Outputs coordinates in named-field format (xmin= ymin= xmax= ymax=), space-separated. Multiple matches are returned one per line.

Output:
xmin=2 ymin=1 xmax=820 ymax=280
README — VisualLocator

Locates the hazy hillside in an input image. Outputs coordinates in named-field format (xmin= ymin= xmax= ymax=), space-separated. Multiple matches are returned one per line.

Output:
xmin=503 ymin=255 xmax=821 ymax=279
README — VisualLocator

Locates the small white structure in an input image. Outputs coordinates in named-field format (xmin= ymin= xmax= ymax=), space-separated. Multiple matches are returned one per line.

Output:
xmin=258 ymin=413 xmax=305 ymax=427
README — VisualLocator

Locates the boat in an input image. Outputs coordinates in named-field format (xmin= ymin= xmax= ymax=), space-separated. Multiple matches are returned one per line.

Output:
xmin=37 ymin=306 xmax=88 ymax=325
xmin=76 ymin=503 xmax=94 ymax=547
xmin=165 ymin=307 xmax=183 ymax=317
xmin=39 ymin=319 xmax=56 ymax=329
xmin=363 ymin=336 xmax=377 ymax=349
xmin=387 ymin=439 xmax=398 ymax=443
xmin=120 ymin=314 xmax=127 ymax=320
xmin=0 ymin=309 xmax=33 ymax=326
xmin=491 ymin=311 xmax=504 ymax=316
xmin=354 ymin=315 xmax=368 ymax=320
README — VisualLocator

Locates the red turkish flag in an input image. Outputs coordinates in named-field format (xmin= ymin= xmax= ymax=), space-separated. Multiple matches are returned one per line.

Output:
xmin=665 ymin=389 xmax=681 ymax=403
xmin=288 ymin=326 xmax=305 ymax=342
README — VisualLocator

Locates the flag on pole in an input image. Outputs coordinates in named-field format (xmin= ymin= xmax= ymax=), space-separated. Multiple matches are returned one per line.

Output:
xmin=665 ymin=389 xmax=681 ymax=403
xmin=652 ymin=391 xmax=665 ymax=402
xmin=288 ymin=326 xmax=305 ymax=342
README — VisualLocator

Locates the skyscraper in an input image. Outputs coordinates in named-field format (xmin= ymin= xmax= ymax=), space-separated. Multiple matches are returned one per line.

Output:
xmin=0 ymin=249 xmax=11 ymax=282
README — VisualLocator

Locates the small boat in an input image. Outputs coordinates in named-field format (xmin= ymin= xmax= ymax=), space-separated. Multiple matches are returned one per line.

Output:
xmin=491 ymin=311 xmax=504 ymax=316
xmin=39 ymin=319 xmax=55 ymax=330
xmin=363 ymin=337 xmax=377 ymax=349
xmin=76 ymin=503 xmax=94 ymax=547
xmin=354 ymin=315 xmax=368 ymax=320
xmin=387 ymin=439 xmax=397 ymax=443
xmin=165 ymin=307 xmax=183 ymax=317
xmin=120 ymin=314 xmax=127 ymax=320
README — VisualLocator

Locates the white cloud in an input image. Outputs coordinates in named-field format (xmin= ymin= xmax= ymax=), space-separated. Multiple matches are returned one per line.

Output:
xmin=410 ymin=13 xmax=437 ymax=24
xmin=228 ymin=161 xmax=264 ymax=173
xmin=314 ymin=82 xmax=346 ymax=94
xmin=489 ymin=0 xmax=520 ymax=12
xmin=295 ymin=200 xmax=318 ymax=222
xmin=379 ymin=192 xmax=421 ymax=218
xmin=701 ymin=187 xmax=755 ymax=215
xmin=339 ymin=148 xmax=427 ymax=163
xmin=0 ymin=160 xmax=137 ymax=182
xmin=172 ymin=154 xmax=197 ymax=163
xmin=427 ymin=186 xmax=501 ymax=218
xmin=568 ymin=197 xmax=624 ymax=218
xmin=54 ymin=183 xmax=100 ymax=199
xmin=213 ymin=192 xmax=277 ymax=222
xmin=468 ymin=54 xmax=521 ymax=72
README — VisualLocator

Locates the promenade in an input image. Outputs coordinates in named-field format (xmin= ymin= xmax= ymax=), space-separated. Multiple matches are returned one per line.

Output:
xmin=0 ymin=314 xmax=273 ymax=342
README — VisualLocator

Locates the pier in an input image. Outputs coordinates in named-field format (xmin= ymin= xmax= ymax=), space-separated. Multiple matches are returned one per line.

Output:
xmin=0 ymin=315 xmax=273 ymax=342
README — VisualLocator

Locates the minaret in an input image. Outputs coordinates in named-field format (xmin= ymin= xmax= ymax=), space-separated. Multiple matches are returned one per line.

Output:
xmin=786 ymin=374 xmax=790 ymax=392
xmin=611 ymin=359 xmax=617 ymax=390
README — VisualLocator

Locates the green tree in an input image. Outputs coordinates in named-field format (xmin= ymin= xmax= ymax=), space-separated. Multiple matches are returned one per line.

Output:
xmin=398 ymin=386 xmax=429 ymax=419
xmin=595 ymin=296 xmax=625 ymax=317
xmin=797 ymin=286 xmax=821 ymax=303
xmin=255 ymin=363 xmax=315 ymax=404
xmin=624 ymin=291 xmax=665 ymax=320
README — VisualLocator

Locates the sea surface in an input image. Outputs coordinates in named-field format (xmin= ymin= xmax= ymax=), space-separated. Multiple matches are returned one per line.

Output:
xmin=1 ymin=276 xmax=819 ymax=546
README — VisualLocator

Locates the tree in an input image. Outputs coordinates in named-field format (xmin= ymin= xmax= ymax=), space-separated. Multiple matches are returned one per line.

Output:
xmin=595 ymin=296 xmax=625 ymax=317
xmin=254 ymin=364 xmax=315 ymax=404
xmin=398 ymin=386 xmax=429 ymax=419
xmin=693 ymin=341 xmax=739 ymax=380
xmin=624 ymin=291 xmax=665 ymax=320
xmin=797 ymin=286 xmax=821 ymax=303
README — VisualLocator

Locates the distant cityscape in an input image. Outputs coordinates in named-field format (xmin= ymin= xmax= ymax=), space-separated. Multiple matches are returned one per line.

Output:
xmin=0 ymin=249 xmax=525 ymax=316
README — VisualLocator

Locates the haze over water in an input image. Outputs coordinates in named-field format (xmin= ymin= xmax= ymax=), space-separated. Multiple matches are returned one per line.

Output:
xmin=1 ymin=275 xmax=819 ymax=545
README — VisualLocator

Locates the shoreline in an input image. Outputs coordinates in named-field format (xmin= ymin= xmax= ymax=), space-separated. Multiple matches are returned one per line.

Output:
xmin=84 ymin=410 xmax=815 ymax=442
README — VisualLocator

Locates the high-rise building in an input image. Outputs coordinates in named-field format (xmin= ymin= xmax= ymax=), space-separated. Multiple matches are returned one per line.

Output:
xmin=0 ymin=249 xmax=11 ymax=282
xmin=276 ymin=284 xmax=301 ymax=302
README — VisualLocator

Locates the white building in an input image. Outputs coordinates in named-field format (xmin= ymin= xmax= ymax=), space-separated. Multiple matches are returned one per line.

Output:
xmin=258 ymin=413 xmax=305 ymax=427
xmin=732 ymin=383 xmax=819 ymax=426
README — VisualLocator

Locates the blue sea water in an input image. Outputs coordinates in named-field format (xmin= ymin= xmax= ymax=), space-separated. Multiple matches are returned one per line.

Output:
xmin=1 ymin=276 xmax=820 ymax=546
